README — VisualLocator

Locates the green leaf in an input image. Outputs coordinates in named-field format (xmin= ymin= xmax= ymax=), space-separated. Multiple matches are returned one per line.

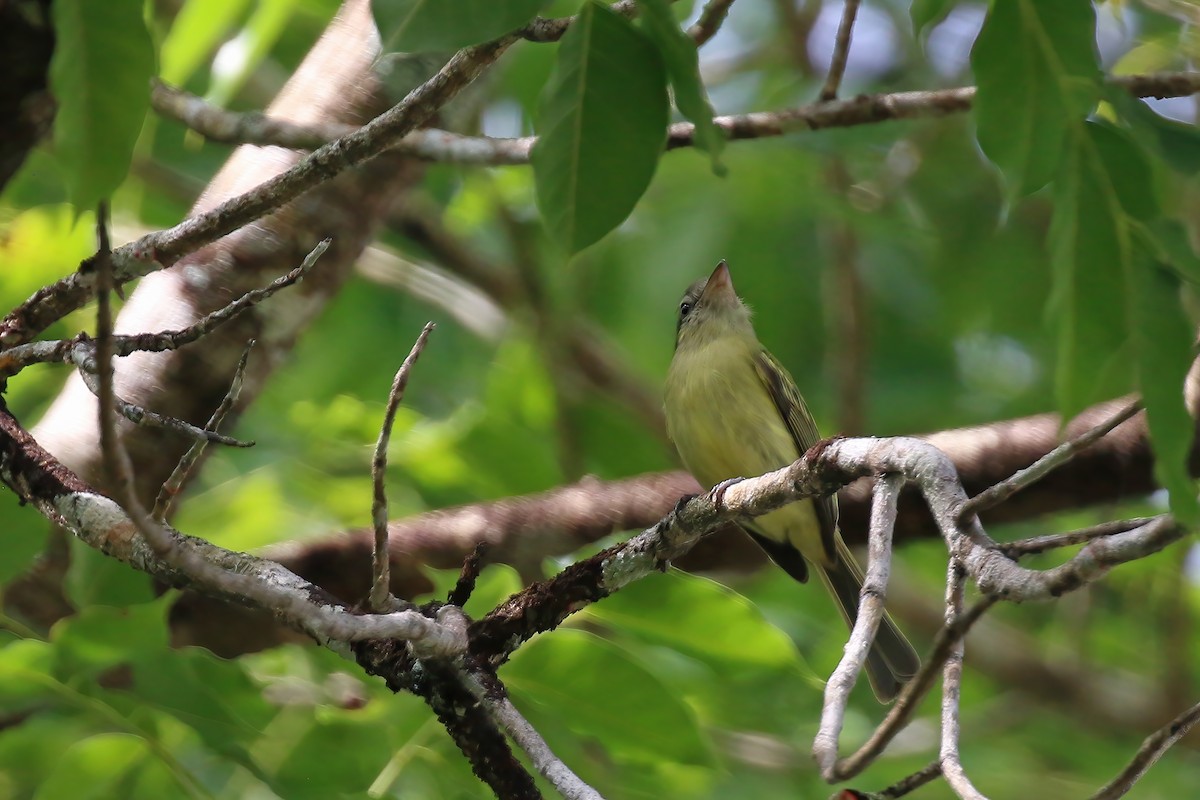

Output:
xmin=1129 ymin=254 xmax=1200 ymax=525
xmin=636 ymin=0 xmax=725 ymax=174
xmin=270 ymin=708 xmax=405 ymax=796
xmin=971 ymin=0 xmax=1101 ymax=197
xmin=1113 ymin=92 xmax=1200 ymax=176
xmin=33 ymin=733 xmax=149 ymax=800
xmin=129 ymin=647 xmax=277 ymax=780
xmin=1049 ymin=123 xmax=1157 ymax=419
xmin=911 ymin=0 xmax=957 ymax=40
xmin=159 ymin=0 xmax=252 ymax=86
xmin=506 ymin=629 xmax=712 ymax=765
xmin=66 ymin=539 xmax=156 ymax=608
xmin=50 ymin=600 xmax=170 ymax=679
xmin=0 ymin=640 xmax=57 ymax=710
xmin=374 ymin=0 xmax=548 ymax=52
xmin=50 ymin=0 xmax=156 ymax=214
xmin=1049 ymin=133 xmax=1130 ymax=420
xmin=1147 ymin=219 xmax=1200 ymax=285
xmin=532 ymin=1 xmax=669 ymax=254
xmin=584 ymin=570 xmax=807 ymax=671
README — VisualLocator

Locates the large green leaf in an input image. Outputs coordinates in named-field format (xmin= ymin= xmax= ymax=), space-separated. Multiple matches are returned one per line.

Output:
xmin=50 ymin=600 xmax=169 ymax=680
xmin=583 ymin=570 xmax=807 ymax=671
xmin=636 ymin=0 xmax=724 ymax=173
xmin=204 ymin=0 xmax=303 ymax=108
xmin=374 ymin=0 xmax=548 ymax=52
xmin=50 ymin=0 xmax=156 ymax=214
xmin=505 ymin=629 xmax=712 ymax=765
xmin=1048 ymin=122 xmax=1198 ymax=522
xmin=532 ymin=1 xmax=669 ymax=254
xmin=1113 ymin=91 xmax=1200 ymax=177
xmin=971 ymin=0 xmax=1101 ymax=197
xmin=1048 ymin=123 xmax=1147 ymax=419
xmin=32 ymin=733 xmax=150 ymax=800
xmin=1129 ymin=252 xmax=1200 ymax=525
xmin=129 ymin=647 xmax=278 ymax=783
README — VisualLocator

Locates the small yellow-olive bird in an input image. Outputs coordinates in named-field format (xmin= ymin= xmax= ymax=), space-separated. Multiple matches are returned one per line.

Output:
xmin=664 ymin=261 xmax=919 ymax=701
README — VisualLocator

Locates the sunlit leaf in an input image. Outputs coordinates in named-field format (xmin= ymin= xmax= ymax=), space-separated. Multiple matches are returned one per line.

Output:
xmin=50 ymin=599 xmax=170 ymax=679
xmin=374 ymin=0 xmax=548 ymax=52
xmin=532 ymin=1 xmax=668 ymax=254
xmin=50 ymin=0 xmax=156 ymax=213
xmin=32 ymin=733 xmax=149 ymax=800
xmin=971 ymin=0 xmax=1100 ymax=196
xmin=205 ymin=0 xmax=302 ymax=108
xmin=506 ymin=629 xmax=712 ymax=765
xmin=584 ymin=570 xmax=807 ymax=671
xmin=159 ymin=0 xmax=252 ymax=85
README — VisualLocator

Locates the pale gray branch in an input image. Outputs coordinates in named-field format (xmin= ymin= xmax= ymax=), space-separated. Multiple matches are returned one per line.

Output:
xmin=814 ymin=473 xmax=902 ymax=772
xmin=937 ymin=563 xmax=985 ymax=800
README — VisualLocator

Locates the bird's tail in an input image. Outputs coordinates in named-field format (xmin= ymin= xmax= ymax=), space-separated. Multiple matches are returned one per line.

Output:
xmin=815 ymin=538 xmax=921 ymax=702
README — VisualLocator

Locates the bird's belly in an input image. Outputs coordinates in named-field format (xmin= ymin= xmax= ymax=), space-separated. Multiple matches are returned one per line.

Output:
xmin=665 ymin=347 xmax=827 ymax=562
xmin=666 ymin=353 xmax=798 ymax=488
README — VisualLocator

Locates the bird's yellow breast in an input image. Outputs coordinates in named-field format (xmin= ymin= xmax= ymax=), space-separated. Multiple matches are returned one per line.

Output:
xmin=664 ymin=336 xmax=829 ymax=565
xmin=666 ymin=337 xmax=797 ymax=484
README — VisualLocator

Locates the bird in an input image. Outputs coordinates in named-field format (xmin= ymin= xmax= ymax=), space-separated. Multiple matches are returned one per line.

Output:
xmin=663 ymin=261 xmax=919 ymax=701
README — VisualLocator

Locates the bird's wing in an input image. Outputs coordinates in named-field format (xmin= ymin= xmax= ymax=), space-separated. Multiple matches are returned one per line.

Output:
xmin=752 ymin=349 xmax=840 ymax=562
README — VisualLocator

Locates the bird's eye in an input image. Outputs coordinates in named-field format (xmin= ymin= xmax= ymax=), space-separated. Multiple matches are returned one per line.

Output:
xmin=679 ymin=301 xmax=693 ymax=319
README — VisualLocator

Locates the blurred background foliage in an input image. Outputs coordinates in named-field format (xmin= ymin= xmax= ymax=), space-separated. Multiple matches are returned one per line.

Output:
xmin=1 ymin=0 xmax=1200 ymax=797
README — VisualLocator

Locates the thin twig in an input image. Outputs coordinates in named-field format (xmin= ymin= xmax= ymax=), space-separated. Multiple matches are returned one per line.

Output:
xmin=76 ymin=366 xmax=253 ymax=448
xmin=94 ymin=206 xmax=174 ymax=560
xmin=90 ymin=239 xmax=463 ymax=652
xmin=0 ymin=35 xmax=517 ymax=350
xmin=838 ymin=760 xmax=943 ymax=800
xmin=521 ymin=0 xmax=638 ymax=42
xmin=938 ymin=563 xmax=987 ymax=800
xmin=146 ymin=74 xmax=1200 ymax=168
xmin=959 ymin=400 xmax=1142 ymax=523
xmin=819 ymin=0 xmax=862 ymax=100
xmin=688 ymin=0 xmax=738 ymax=45
xmin=370 ymin=322 xmax=436 ymax=613
xmin=999 ymin=516 xmax=1159 ymax=559
xmin=457 ymin=652 xmax=603 ymax=800
xmin=152 ymin=341 xmax=255 ymax=521
xmin=1 ymin=238 xmax=329 ymax=374
xmin=1089 ymin=700 xmax=1200 ymax=800
xmin=448 ymin=542 xmax=489 ymax=607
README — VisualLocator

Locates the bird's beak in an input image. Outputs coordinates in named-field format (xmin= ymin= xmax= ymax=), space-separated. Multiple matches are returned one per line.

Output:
xmin=701 ymin=260 xmax=738 ymax=306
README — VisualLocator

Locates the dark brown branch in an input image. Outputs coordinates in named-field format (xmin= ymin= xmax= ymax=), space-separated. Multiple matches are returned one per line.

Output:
xmin=819 ymin=0 xmax=861 ymax=100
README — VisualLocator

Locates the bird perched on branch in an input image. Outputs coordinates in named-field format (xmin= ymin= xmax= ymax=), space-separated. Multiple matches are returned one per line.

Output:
xmin=664 ymin=261 xmax=919 ymax=701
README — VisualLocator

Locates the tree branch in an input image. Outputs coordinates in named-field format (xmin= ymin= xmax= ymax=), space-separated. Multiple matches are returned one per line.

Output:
xmin=818 ymin=0 xmax=861 ymax=100
xmin=148 ymin=72 xmax=1200 ymax=168
xmin=370 ymin=323 xmax=435 ymax=612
